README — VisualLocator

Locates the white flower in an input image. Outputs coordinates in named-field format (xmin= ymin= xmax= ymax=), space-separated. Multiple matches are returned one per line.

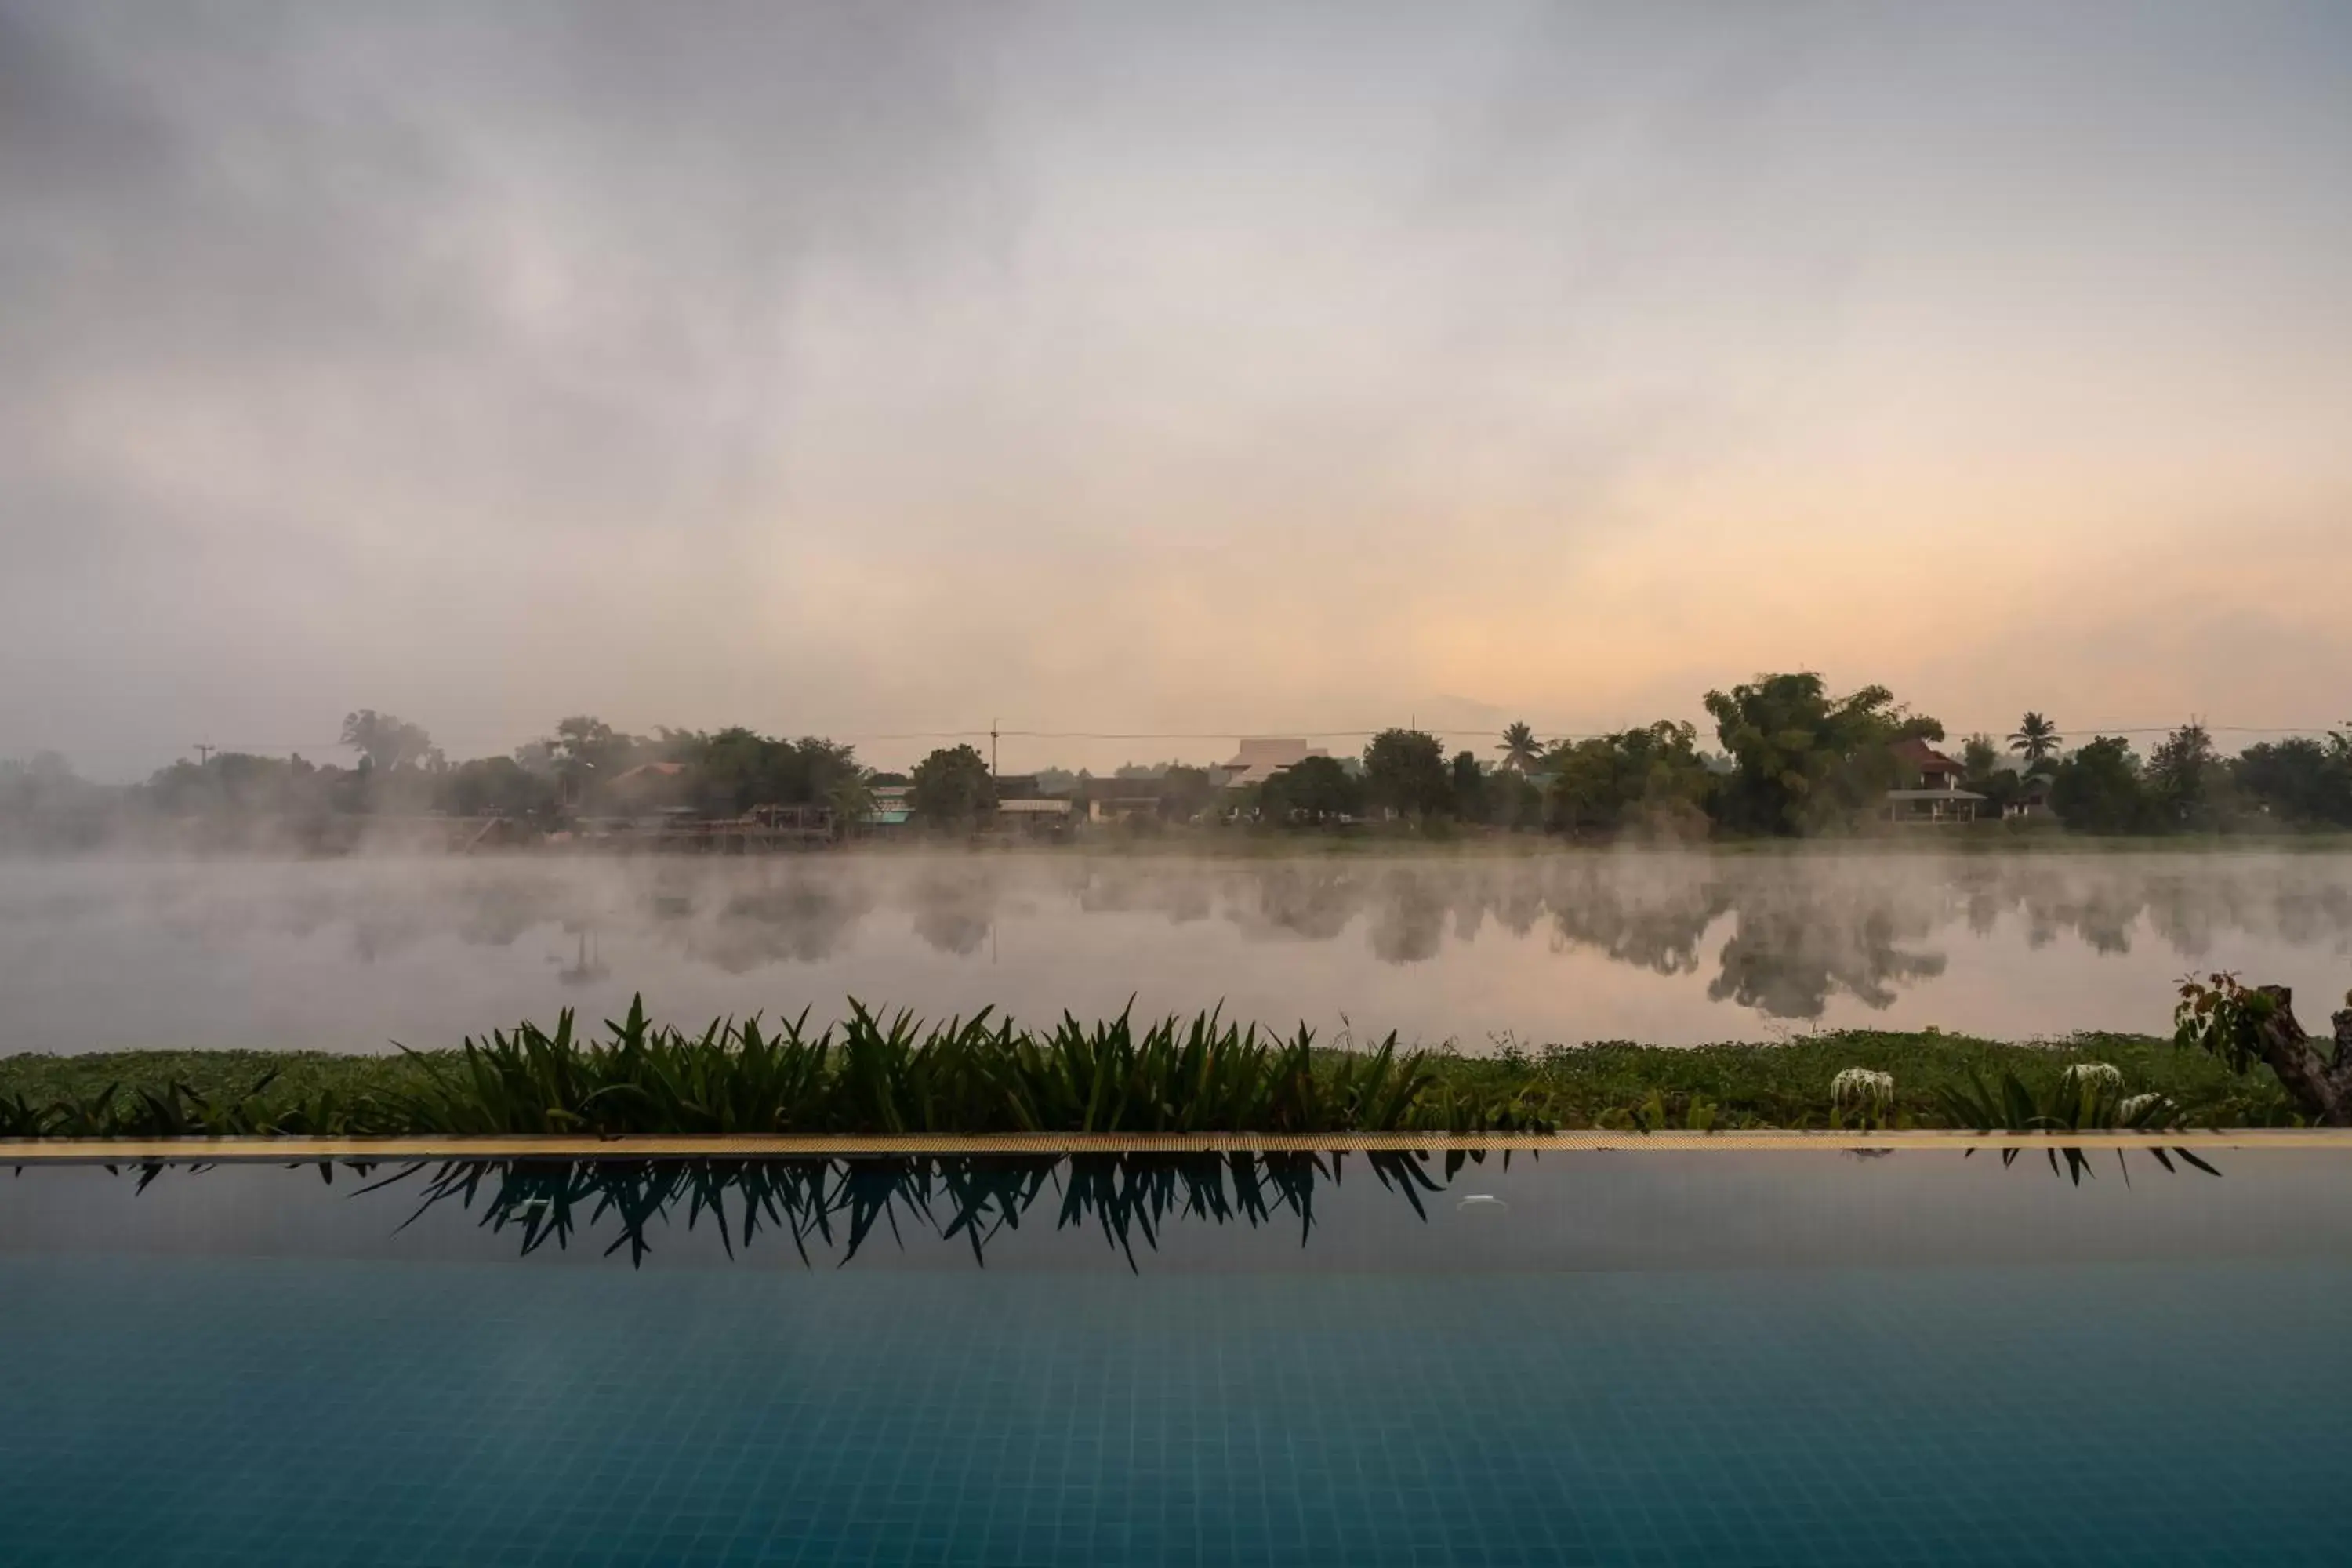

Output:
xmin=1831 ymin=1068 xmax=1896 ymax=1113
xmin=2117 ymin=1093 xmax=2170 ymax=1123
xmin=2062 ymin=1062 xmax=2124 ymax=1090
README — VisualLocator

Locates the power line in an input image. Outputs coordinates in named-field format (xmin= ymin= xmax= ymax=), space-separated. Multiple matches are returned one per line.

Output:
xmin=168 ymin=720 xmax=2351 ymax=756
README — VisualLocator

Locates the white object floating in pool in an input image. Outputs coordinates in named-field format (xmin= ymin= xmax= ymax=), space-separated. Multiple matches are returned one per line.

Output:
xmin=1456 ymin=1194 xmax=1508 ymax=1213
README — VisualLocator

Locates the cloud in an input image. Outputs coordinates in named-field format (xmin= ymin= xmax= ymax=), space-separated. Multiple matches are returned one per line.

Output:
xmin=2 ymin=1 xmax=2349 ymax=777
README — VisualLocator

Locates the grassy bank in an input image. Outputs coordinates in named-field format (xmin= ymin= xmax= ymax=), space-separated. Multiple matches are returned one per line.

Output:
xmin=0 ymin=1010 xmax=2299 ymax=1136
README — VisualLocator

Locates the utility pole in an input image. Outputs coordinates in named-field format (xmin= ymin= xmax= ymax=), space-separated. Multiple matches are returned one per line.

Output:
xmin=991 ymin=717 xmax=999 ymax=781
xmin=193 ymin=742 xmax=216 ymax=766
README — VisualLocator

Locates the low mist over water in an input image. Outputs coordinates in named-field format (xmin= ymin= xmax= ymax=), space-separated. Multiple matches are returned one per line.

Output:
xmin=6 ymin=850 xmax=2352 ymax=1054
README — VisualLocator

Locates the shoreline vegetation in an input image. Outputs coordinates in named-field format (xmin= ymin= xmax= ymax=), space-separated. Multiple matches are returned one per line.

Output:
xmin=2 ymin=991 xmax=2332 ymax=1139
xmin=9 ymin=676 xmax=2352 ymax=854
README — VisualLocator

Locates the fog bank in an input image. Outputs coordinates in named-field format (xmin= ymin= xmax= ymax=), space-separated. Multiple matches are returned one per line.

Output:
xmin=6 ymin=848 xmax=2350 ymax=1054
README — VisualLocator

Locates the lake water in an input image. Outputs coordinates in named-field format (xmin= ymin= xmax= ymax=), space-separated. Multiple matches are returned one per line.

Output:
xmin=4 ymin=848 xmax=2351 ymax=1053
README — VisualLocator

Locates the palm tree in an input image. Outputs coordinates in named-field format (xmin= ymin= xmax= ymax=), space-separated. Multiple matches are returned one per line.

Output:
xmin=2008 ymin=712 xmax=2062 ymax=774
xmin=818 ymin=761 xmax=877 ymax=840
xmin=1497 ymin=721 xmax=1542 ymax=773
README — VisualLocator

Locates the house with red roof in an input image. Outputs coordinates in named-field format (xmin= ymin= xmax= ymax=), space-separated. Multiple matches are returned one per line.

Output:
xmin=1884 ymin=737 xmax=1984 ymax=823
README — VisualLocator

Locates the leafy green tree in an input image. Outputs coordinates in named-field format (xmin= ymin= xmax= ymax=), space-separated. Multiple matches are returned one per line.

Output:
xmin=1496 ymin=721 xmax=1542 ymax=773
xmin=1259 ymin=754 xmax=1360 ymax=824
xmin=909 ymin=744 xmax=996 ymax=829
xmin=1487 ymin=768 xmax=1546 ymax=829
xmin=1702 ymin=673 xmax=1939 ymax=834
xmin=2233 ymin=731 xmax=2352 ymax=826
xmin=528 ymin=715 xmax=641 ymax=807
xmin=679 ymin=728 xmax=779 ymax=815
xmin=437 ymin=757 xmax=560 ymax=819
xmin=670 ymin=729 xmax=866 ymax=817
xmin=2008 ymin=712 xmax=2063 ymax=775
xmin=552 ymin=714 xmax=620 ymax=760
xmin=1959 ymin=732 xmax=2019 ymax=813
xmin=1361 ymin=729 xmax=1451 ymax=818
xmin=1450 ymin=752 xmax=1488 ymax=821
xmin=339 ymin=710 xmax=434 ymax=772
xmin=800 ymin=739 xmax=865 ymax=807
xmin=825 ymin=767 xmax=876 ymax=830
xmin=140 ymin=751 xmax=336 ymax=823
xmin=2049 ymin=737 xmax=2154 ymax=833
xmin=0 ymin=753 xmax=113 ymax=849
xmin=2147 ymin=722 xmax=2225 ymax=828
xmin=1547 ymin=721 xmax=1715 ymax=837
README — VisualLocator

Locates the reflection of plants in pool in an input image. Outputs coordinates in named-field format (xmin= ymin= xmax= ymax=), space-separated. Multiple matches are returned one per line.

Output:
xmin=1973 ymin=1138 xmax=2219 ymax=1186
xmin=373 ymin=1152 xmax=1438 ymax=1269
xmin=1935 ymin=1064 xmax=2220 ymax=1184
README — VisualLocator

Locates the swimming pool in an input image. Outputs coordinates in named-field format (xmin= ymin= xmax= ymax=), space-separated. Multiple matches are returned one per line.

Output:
xmin=4 ymin=1148 xmax=2347 ymax=1566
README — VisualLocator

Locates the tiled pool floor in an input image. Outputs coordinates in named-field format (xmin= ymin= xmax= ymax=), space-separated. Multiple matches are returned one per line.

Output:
xmin=3 ymin=1156 xmax=2347 ymax=1566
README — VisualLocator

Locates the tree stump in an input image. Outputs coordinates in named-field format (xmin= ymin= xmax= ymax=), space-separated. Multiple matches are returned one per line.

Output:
xmin=2249 ymin=985 xmax=2352 ymax=1126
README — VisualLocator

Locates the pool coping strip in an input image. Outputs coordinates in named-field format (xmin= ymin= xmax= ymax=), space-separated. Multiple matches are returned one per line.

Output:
xmin=4 ymin=1129 xmax=2350 ymax=1163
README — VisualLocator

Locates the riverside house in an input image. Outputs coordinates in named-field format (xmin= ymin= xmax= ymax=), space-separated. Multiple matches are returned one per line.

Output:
xmin=1883 ymin=737 xmax=1985 ymax=824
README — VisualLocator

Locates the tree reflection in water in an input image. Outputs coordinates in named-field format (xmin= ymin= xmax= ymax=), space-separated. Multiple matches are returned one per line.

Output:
xmin=23 ymin=852 xmax=2352 ymax=1049
xmin=358 ymin=850 xmax=2352 ymax=1022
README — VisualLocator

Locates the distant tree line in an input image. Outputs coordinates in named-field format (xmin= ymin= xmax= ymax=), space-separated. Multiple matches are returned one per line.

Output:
xmin=0 ymin=711 xmax=877 ymax=850
xmin=6 ymin=675 xmax=2352 ymax=848
xmin=1210 ymin=674 xmax=2352 ymax=839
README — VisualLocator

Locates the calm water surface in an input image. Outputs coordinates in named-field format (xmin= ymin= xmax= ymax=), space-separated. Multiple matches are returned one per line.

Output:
xmin=3 ymin=1151 xmax=2348 ymax=1566
xmin=5 ymin=849 xmax=2352 ymax=1051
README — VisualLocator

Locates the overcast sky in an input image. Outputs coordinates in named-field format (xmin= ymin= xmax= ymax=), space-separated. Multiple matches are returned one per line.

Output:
xmin=5 ymin=1 xmax=2349 ymax=779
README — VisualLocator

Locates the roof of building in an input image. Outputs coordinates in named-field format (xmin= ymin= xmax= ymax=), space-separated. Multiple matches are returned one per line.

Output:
xmin=1219 ymin=739 xmax=1331 ymax=789
xmin=1889 ymin=736 xmax=1964 ymax=775
xmin=612 ymin=761 xmax=689 ymax=782
xmin=1221 ymin=738 xmax=1325 ymax=768
xmin=996 ymin=798 xmax=1072 ymax=815
xmin=1886 ymin=788 xmax=1987 ymax=801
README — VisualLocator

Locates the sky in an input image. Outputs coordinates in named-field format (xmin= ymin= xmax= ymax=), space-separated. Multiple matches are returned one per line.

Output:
xmin=4 ymin=0 xmax=2350 ymax=779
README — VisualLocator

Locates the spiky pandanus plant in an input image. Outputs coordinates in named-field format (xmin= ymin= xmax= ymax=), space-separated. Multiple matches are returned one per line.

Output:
xmin=0 ymin=995 xmax=1539 ymax=1142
